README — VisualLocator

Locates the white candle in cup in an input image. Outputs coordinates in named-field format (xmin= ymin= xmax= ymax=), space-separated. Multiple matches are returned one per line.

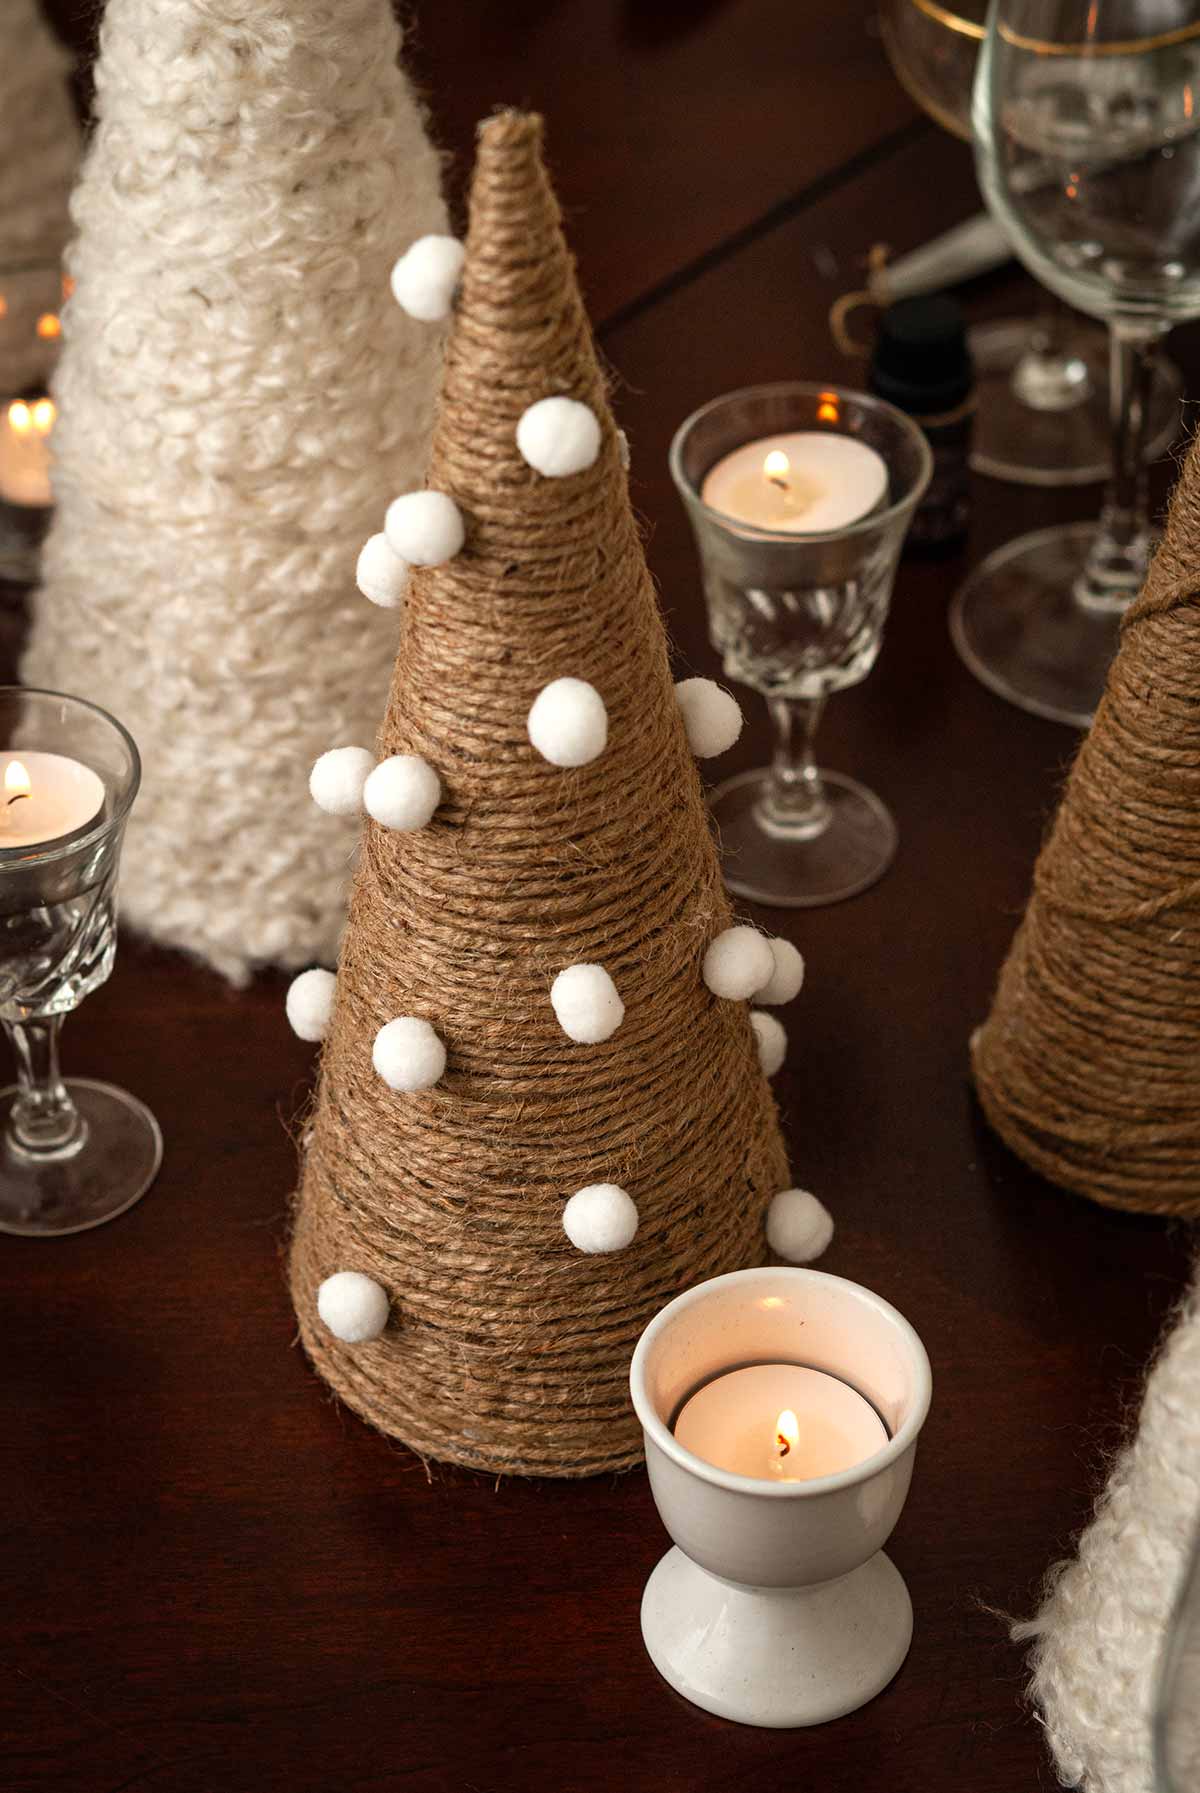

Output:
xmin=0 ymin=397 xmax=55 ymax=508
xmin=673 ymin=1362 xmax=888 ymax=1482
xmin=0 ymin=751 xmax=105 ymax=848
xmin=701 ymin=429 xmax=888 ymax=534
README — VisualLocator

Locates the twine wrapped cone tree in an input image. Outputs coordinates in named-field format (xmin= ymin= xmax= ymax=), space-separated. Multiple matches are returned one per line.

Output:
xmin=22 ymin=0 xmax=447 ymax=984
xmin=288 ymin=112 xmax=800 ymax=1478
xmin=972 ymin=429 xmax=1200 ymax=1215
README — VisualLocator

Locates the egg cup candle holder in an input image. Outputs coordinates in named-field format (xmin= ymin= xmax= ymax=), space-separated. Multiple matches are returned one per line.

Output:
xmin=0 ymin=688 xmax=161 ymax=1236
xmin=670 ymin=383 xmax=931 ymax=908
xmin=0 ymin=260 xmax=63 ymax=585
xmin=629 ymin=1267 xmax=932 ymax=1728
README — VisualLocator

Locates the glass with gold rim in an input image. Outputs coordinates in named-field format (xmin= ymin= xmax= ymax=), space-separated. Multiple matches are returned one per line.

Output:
xmin=878 ymin=0 xmax=1181 ymax=487
xmin=953 ymin=0 xmax=1200 ymax=726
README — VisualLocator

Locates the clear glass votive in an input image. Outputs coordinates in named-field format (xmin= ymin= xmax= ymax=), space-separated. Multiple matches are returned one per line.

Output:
xmin=0 ymin=688 xmax=161 ymax=1236
xmin=670 ymin=382 xmax=931 ymax=907
xmin=0 ymin=260 xmax=65 ymax=586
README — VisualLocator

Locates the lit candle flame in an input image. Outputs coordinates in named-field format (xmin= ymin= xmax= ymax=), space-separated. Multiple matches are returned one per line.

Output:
xmin=816 ymin=391 xmax=840 ymax=424
xmin=5 ymin=760 xmax=31 ymax=809
xmin=775 ymin=1408 xmax=800 ymax=1459
xmin=8 ymin=400 xmax=30 ymax=437
xmin=32 ymin=398 xmax=55 ymax=435
xmin=36 ymin=312 xmax=61 ymax=340
xmin=763 ymin=449 xmax=790 ymax=491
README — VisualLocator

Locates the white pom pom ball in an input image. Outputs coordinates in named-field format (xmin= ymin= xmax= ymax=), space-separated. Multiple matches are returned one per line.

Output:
xmin=286 ymin=968 xmax=335 ymax=1042
xmin=550 ymin=963 xmax=624 ymax=1044
xmin=363 ymin=755 xmax=441 ymax=832
xmin=389 ymin=234 xmax=465 ymax=321
xmin=384 ymin=491 xmax=465 ymax=567
xmin=310 ymin=745 xmax=373 ymax=816
xmin=562 ymin=1183 xmax=639 ymax=1253
xmin=356 ymin=533 xmax=409 ymax=609
xmin=703 ymin=925 xmax=774 ymax=1000
xmin=766 ymin=1189 xmax=834 ymax=1264
xmin=372 ymin=1017 xmax=446 ymax=1092
xmin=751 ymin=1010 xmax=788 ymax=1078
xmin=675 ymin=677 xmax=743 ymax=759
xmin=527 ymin=677 xmax=608 ymax=767
xmin=317 ymin=1270 xmax=390 ymax=1343
xmin=516 ymin=396 xmax=602 ymax=478
xmin=754 ymin=937 xmax=806 ymax=1006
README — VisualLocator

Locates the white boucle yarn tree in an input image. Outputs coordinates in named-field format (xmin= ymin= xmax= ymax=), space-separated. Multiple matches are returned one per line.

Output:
xmin=22 ymin=0 xmax=447 ymax=983
xmin=0 ymin=0 xmax=80 ymax=395
xmin=286 ymin=111 xmax=829 ymax=1480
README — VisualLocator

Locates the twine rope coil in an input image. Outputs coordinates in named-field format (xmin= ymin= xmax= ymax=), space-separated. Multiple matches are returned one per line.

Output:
xmin=290 ymin=112 xmax=789 ymax=1477
xmin=972 ymin=430 xmax=1200 ymax=1213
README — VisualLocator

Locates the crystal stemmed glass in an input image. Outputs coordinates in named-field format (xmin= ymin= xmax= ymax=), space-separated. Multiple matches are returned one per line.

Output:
xmin=953 ymin=0 xmax=1200 ymax=726
xmin=670 ymin=383 xmax=931 ymax=908
xmin=0 ymin=259 xmax=63 ymax=583
xmin=878 ymin=0 xmax=1182 ymax=487
xmin=0 ymin=688 xmax=161 ymax=1236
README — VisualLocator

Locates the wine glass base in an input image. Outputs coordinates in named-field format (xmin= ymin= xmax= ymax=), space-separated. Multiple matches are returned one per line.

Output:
xmin=0 ymin=1077 xmax=163 ymax=1236
xmin=710 ymin=768 xmax=897 ymax=907
xmin=950 ymin=521 xmax=1122 ymax=729
xmin=968 ymin=318 xmax=1182 ymax=488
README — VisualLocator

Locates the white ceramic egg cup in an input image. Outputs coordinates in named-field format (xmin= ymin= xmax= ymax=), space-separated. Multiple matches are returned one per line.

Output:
xmin=629 ymin=1267 xmax=932 ymax=1728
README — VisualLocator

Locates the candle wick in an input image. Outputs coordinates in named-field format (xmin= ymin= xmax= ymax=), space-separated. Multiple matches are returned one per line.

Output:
xmin=6 ymin=793 xmax=29 ymax=807
xmin=767 ymin=475 xmax=789 ymax=492
xmin=776 ymin=1435 xmax=790 ymax=1457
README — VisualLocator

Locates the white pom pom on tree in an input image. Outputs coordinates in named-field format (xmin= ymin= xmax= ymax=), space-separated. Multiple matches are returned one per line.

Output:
xmin=22 ymin=0 xmax=448 ymax=984
xmin=288 ymin=111 xmax=811 ymax=1479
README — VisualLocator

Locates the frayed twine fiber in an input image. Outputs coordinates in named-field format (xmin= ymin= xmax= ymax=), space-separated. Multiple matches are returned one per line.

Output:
xmin=289 ymin=112 xmax=790 ymax=1478
xmin=972 ymin=428 xmax=1200 ymax=1214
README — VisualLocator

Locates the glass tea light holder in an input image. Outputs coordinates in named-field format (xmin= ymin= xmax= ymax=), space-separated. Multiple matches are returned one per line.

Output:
xmin=0 ymin=259 xmax=65 ymax=585
xmin=670 ymin=383 xmax=931 ymax=907
xmin=0 ymin=688 xmax=161 ymax=1236
xmin=629 ymin=1267 xmax=932 ymax=1728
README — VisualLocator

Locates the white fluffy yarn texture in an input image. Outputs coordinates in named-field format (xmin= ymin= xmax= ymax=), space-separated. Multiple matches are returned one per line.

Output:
xmin=22 ymin=0 xmax=447 ymax=985
xmin=1020 ymin=1265 xmax=1200 ymax=1792
xmin=0 ymin=0 xmax=80 ymax=393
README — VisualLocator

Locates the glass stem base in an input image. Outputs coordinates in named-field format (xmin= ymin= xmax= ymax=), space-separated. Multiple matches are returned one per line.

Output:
xmin=0 ymin=1077 xmax=162 ymax=1236
xmin=711 ymin=766 xmax=897 ymax=907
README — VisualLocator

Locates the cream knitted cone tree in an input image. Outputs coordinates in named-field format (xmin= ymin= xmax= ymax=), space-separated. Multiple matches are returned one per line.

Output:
xmin=972 ymin=429 xmax=1200 ymax=1215
xmin=289 ymin=112 xmax=793 ymax=1479
xmin=22 ymin=0 xmax=446 ymax=984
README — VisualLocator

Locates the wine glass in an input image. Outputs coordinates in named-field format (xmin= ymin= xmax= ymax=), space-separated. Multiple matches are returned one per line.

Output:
xmin=878 ymin=0 xmax=1181 ymax=487
xmin=953 ymin=0 xmax=1200 ymax=726
xmin=670 ymin=383 xmax=931 ymax=908
xmin=0 ymin=688 xmax=161 ymax=1236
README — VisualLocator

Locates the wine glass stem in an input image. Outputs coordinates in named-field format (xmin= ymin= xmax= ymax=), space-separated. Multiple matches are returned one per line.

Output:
xmin=1075 ymin=320 xmax=1163 ymax=614
xmin=4 ymin=1015 xmax=84 ymax=1158
xmin=759 ymin=695 xmax=832 ymax=840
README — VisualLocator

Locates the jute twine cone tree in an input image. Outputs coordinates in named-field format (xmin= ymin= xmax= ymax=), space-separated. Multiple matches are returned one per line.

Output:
xmin=287 ymin=112 xmax=826 ymax=1479
xmin=973 ymin=428 xmax=1200 ymax=1215
xmin=22 ymin=0 xmax=446 ymax=984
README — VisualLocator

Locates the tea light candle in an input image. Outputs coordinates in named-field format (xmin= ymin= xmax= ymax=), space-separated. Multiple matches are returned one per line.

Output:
xmin=673 ymin=1363 xmax=888 ymax=1482
xmin=701 ymin=430 xmax=888 ymax=533
xmin=0 ymin=751 xmax=105 ymax=848
xmin=0 ymin=397 xmax=55 ymax=508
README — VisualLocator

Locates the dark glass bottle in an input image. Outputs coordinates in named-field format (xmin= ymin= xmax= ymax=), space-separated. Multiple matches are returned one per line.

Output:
xmin=868 ymin=294 xmax=974 ymax=553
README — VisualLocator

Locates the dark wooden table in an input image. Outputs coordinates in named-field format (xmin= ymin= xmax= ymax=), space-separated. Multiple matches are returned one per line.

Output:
xmin=6 ymin=5 xmax=1196 ymax=1789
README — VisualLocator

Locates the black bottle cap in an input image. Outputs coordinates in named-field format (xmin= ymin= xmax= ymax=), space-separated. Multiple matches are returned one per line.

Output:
xmin=868 ymin=294 xmax=973 ymax=418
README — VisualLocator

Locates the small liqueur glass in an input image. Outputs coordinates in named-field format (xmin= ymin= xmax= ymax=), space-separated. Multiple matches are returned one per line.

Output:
xmin=0 ymin=688 xmax=161 ymax=1236
xmin=670 ymin=382 xmax=931 ymax=907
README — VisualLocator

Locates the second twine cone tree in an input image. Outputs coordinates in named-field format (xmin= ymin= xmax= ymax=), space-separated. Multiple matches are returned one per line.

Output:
xmin=973 ymin=427 xmax=1200 ymax=1216
xmin=290 ymin=112 xmax=793 ymax=1477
